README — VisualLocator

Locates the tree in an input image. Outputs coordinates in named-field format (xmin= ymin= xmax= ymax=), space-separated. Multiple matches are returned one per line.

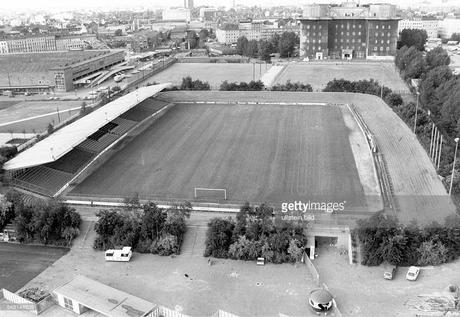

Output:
xmin=258 ymin=40 xmax=273 ymax=62
xmin=199 ymin=29 xmax=209 ymax=48
xmin=425 ymin=47 xmax=450 ymax=70
xmin=450 ymin=33 xmax=460 ymax=42
xmin=379 ymin=234 xmax=408 ymax=265
xmin=140 ymin=202 xmax=166 ymax=241
xmin=398 ymin=29 xmax=428 ymax=51
xmin=0 ymin=195 xmax=13 ymax=230
xmin=385 ymin=92 xmax=403 ymax=108
xmin=204 ymin=218 xmax=235 ymax=258
xmin=417 ymin=240 xmax=449 ymax=266
xmin=186 ymin=30 xmax=198 ymax=49
xmin=419 ymin=65 xmax=453 ymax=117
xmin=287 ymin=239 xmax=304 ymax=262
xmin=245 ymin=40 xmax=259 ymax=58
xmin=236 ymin=36 xmax=248 ymax=56
xmin=278 ymin=31 xmax=298 ymax=58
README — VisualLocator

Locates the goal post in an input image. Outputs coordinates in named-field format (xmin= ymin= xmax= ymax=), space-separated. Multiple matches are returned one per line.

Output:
xmin=194 ymin=187 xmax=227 ymax=200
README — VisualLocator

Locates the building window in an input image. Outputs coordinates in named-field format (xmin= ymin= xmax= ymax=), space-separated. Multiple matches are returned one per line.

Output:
xmin=374 ymin=47 xmax=378 ymax=51
xmin=358 ymin=32 xmax=361 ymax=35
xmin=375 ymin=33 xmax=378 ymax=37
xmin=380 ymin=47 xmax=384 ymax=51
xmin=386 ymin=46 xmax=390 ymax=51
xmin=387 ymin=32 xmax=391 ymax=36
xmin=64 ymin=297 xmax=73 ymax=310
xmin=376 ymin=25 xmax=379 ymax=29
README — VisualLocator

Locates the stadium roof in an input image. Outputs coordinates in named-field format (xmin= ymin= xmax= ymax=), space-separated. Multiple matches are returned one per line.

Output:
xmin=4 ymin=83 xmax=171 ymax=171
xmin=53 ymin=275 xmax=156 ymax=317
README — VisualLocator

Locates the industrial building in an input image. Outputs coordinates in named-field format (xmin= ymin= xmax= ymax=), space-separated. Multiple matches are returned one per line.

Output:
xmin=298 ymin=3 xmax=400 ymax=60
xmin=0 ymin=50 xmax=125 ymax=93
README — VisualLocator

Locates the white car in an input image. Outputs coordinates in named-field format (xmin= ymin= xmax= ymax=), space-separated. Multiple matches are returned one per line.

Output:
xmin=406 ymin=266 xmax=420 ymax=281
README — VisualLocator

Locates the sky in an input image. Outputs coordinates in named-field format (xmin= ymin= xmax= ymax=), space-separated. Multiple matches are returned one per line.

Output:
xmin=0 ymin=0 xmax=455 ymax=11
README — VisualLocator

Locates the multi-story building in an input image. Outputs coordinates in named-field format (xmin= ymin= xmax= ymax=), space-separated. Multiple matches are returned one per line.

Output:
xmin=184 ymin=0 xmax=193 ymax=9
xmin=1 ymin=35 xmax=57 ymax=54
xmin=200 ymin=7 xmax=218 ymax=21
xmin=298 ymin=3 xmax=400 ymax=60
xmin=216 ymin=21 xmax=300 ymax=44
xmin=398 ymin=19 xmax=439 ymax=39
xmin=0 ymin=34 xmax=99 ymax=54
xmin=216 ymin=24 xmax=240 ymax=44
xmin=162 ymin=8 xmax=191 ymax=22
xmin=439 ymin=18 xmax=460 ymax=39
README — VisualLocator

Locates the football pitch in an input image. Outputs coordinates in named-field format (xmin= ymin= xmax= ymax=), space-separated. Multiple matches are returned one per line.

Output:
xmin=71 ymin=102 xmax=366 ymax=208
xmin=275 ymin=62 xmax=410 ymax=92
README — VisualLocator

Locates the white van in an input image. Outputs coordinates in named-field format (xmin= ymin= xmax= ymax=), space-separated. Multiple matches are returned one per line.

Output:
xmin=105 ymin=247 xmax=132 ymax=262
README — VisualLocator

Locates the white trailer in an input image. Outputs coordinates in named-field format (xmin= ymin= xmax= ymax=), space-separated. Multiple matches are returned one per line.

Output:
xmin=105 ymin=247 xmax=132 ymax=262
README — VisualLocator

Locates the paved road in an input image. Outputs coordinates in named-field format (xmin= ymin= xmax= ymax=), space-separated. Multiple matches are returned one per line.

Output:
xmin=0 ymin=243 xmax=68 ymax=292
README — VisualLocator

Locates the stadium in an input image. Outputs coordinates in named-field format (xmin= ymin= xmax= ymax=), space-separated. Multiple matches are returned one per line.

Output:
xmin=4 ymin=84 xmax=456 ymax=255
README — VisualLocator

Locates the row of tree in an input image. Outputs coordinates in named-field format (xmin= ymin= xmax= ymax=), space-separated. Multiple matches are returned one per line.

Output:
xmin=236 ymin=32 xmax=298 ymax=61
xmin=395 ymin=38 xmax=460 ymax=193
xmin=204 ymin=203 xmax=307 ymax=263
xmin=322 ymin=78 xmax=403 ymax=108
xmin=355 ymin=212 xmax=460 ymax=266
xmin=0 ymin=190 xmax=81 ymax=245
xmin=93 ymin=201 xmax=191 ymax=256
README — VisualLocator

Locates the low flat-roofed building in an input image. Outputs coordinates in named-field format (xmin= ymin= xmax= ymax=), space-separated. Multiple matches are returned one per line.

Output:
xmin=53 ymin=275 xmax=156 ymax=317
xmin=0 ymin=50 xmax=125 ymax=92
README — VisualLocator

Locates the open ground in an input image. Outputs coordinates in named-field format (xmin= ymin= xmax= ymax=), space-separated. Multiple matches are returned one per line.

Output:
xmin=275 ymin=62 xmax=410 ymax=93
xmin=0 ymin=243 xmax=68 ymax=292
xmin=0 ymin=100 xmax=82 ymax=133
xmin=70 ymin=102 xmax=367 ymax=209
xmin=11 ymin=210 xmax=460 ymax=317
xmin=15 ymin=213 xmax=321 ymax=317
xmin=142 ymin=63 xmax=269 ymax=88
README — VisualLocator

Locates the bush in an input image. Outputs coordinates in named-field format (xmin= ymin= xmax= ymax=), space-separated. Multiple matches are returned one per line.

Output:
xmin=417 ymin=240 xmax=449 ymax=266
xmin=93 ymin=201 xmax=189 ymax=255
xmin=204 ymin=204 xmax=308 ymax=263
xmin=151 ymin=234 xmax=179 ymax=256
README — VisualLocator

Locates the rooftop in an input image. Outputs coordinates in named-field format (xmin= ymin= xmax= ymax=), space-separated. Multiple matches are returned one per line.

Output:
xmin=53 ymin=275 xmax=156 ymax=317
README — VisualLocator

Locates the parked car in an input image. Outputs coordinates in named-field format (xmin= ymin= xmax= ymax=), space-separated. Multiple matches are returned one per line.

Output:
xmin=406 ymin=266 xmax=420 ymax=281
xmin=383 ymin=264 xmax=397 ymax=280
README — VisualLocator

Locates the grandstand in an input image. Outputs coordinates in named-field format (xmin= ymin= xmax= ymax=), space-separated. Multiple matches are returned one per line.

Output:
xmin=4 ymin=84 xmax=172 ymax=197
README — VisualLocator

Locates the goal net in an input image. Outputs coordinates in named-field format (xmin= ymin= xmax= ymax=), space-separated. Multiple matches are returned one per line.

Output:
xmin=194 ymin=187 xmax=227 ymax=200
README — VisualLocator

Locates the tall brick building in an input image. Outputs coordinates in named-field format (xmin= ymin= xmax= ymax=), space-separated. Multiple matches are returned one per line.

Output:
xmin=298 ymin=3 xmax=399 ymax=60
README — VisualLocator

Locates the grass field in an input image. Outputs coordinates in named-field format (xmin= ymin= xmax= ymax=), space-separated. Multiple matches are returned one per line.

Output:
xmin=71 ymin=102 xmax=366 ymax=208
xmin=275 ymin=62 xmax=409 ymax=92
xmin=143 ymin=63 xmax=269 ymax=88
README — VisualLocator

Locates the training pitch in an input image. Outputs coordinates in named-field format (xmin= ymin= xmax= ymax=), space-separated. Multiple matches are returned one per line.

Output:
xmin=275 ymin=62 xmax=409 ymax=92
xmin=71 ymin=102 xmax=366 ymax=208
xmin=144 ymin=63 xmax=269 ymax=88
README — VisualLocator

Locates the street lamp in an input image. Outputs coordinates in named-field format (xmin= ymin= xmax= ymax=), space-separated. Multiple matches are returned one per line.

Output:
xmin=413 ymin=91 xmax=420 ymax=134
xmin=449 ymin=137 xmax=460 ymax=196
